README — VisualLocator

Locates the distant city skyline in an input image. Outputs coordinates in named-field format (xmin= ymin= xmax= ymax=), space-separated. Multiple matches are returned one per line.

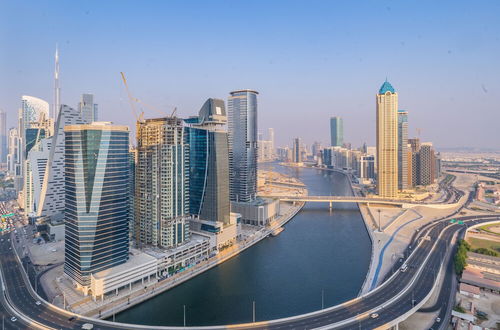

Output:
xmin=1 ymin=1 xmax=499 ymax=149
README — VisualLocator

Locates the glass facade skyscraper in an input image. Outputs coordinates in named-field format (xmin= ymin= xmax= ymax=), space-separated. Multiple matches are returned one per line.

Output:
xmin=330 ymin=116 xmax=343 ymax=147
xmin=64 ymin=123 xmax=130 ymax=294
xmin=0 ymin=110 xmax=6 ymax=163
xmin=397 ymin=110 xmax=408 ymax=190
xmin=78 ymin=93 xmax=98 ymax=123
xmin=185 ymin=98 xmax=230 ymax=225
xmin=228 ymin=90 xmax=258 ymax=203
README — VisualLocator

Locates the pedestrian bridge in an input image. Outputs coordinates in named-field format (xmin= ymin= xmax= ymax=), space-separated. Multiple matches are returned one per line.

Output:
xmin=260 ymin=195 xmax=459 ymax=209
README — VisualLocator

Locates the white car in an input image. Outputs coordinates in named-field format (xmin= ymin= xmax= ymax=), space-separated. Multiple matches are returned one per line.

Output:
xmin=35 ymin=301 xmax=41 ymax=306
xmin=436 ymin=317 xmax=441 ymax=322
xmin=10 ymin=317 xmax=17 ymax=322
xmin=371 ymin=313 xmax=379 ymax=319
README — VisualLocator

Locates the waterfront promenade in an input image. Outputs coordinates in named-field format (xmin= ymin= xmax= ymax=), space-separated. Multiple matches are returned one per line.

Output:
xmin=38 ymin=170 xmax=307 ymax=319
xmin=95 ymin=201 xmax=305 ymax=319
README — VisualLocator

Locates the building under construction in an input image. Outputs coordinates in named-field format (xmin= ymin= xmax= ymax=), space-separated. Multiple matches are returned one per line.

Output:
xmin=135 ymin=116 xmax=190 ymax=249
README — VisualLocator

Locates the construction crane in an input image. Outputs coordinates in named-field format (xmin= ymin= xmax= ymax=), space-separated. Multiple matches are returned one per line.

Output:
xmin=170 ymin=107 xmax=177 ymax=118
xmin=120 ymin=72 xmax=142 ymax=122
xmin=120 ymin=72 xmax=174 ymax=121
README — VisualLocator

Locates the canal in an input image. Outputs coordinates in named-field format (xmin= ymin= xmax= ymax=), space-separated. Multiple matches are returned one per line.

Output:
xmin=114 ymin=164 xmax=371 ymax=327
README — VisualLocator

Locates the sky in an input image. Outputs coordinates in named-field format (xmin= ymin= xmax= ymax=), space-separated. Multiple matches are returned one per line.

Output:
xmin=1 ymin=0 xmax=499 ymax=150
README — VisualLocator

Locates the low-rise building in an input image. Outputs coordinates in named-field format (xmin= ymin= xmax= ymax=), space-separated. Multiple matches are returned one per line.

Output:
xmin=90 ymin=250 xmax=157 ymax=301
xmin=190 ymin=213 xmax=241 ymax=252
xmin=144 ymin=234 xmax=210 ymax=279
xmin=231 ymin=198 xmax=280 ymax=226
xmin=467 ymin=251 xmax=500 ymax=275
xmin=461 ymin=267 xmax=500 ymax=293
xmin=459 ymin=283 xmax=481 ymax=299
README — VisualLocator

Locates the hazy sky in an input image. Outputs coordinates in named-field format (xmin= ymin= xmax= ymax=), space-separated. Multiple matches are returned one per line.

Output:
xmin=1 ymin=1 xmax=499 ymax=149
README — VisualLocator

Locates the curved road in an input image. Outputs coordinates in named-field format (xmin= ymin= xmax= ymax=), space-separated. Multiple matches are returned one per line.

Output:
xmin=2 ymin=213 xmax=499 ymax=329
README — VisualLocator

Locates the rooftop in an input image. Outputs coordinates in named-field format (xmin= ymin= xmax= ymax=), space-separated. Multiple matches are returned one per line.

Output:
xmin=229 ymin=89 xmax=259 ymax=95
xmin=143 ymin=233 xmax=209 ymax=259
xmin=379 ymin=80 xmax=395 ymax=94
xmin=459 ymin=283 xmax=481 ymax=295
xmin=91 ymin=249 xmax=156 ymax=280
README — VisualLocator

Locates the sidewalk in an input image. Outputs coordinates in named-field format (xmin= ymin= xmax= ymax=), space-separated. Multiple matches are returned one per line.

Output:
xmin=40 ymin=200 xmax=305 ymax=318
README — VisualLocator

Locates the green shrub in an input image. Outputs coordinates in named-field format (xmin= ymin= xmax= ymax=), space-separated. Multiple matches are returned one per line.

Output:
xmin=454 ymin=240 xmax=470 ymax=274
xmin=473 ymin=247 xmax=498 ymax=256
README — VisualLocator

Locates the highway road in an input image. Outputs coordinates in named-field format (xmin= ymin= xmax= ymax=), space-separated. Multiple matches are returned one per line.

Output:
xmin=2 ymin=214 xmax=498 ymax=329
xmin=0 ymin=184 xmax=498 ymax=330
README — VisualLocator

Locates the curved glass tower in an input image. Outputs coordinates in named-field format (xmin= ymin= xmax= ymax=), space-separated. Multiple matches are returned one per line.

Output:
xmin=228 ymin=90 xmax=258 ymax=203
xmin=64 ymin=123 xmax=130 ymax=294
xmin=186 ymin=98 xmax=230 ymax=225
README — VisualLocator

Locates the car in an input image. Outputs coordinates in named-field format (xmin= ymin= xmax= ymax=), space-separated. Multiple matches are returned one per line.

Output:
xmin=435 ymin=317 xmax=441 ymax=322
xmin=68 ymin=316 xmax=76 ymax=321
xmin=400 ymin=264 xmax=408 ymax=272
xmin=370 ymin=313 xmax=379 ymax=319
xmin=35 ymin=301 xmax=41 ymax=305
xmin=10 ymin=317 xmax=17 ymax=322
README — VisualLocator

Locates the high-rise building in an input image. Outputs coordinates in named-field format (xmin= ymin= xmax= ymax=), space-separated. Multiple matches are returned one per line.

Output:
xmin=268 ymin=128 xmax=275 ymax=157
xmin=311 ymin=141 xmax=322 ymax=158
xmin=408 ymin=138 xmax=420 ymax=186
xmin=0 ymin=110 xmax=6 ymax=163
xmin=19 ymin=96 xmax=50 ymax=193
xmin=25 ymin=137 xmax=51 ymax=215
xmin=20 ymin=96 xmax=50 ymax=152
xmin=135 ymin=117 xmax=190 ymax=248
xmin=397 ymin=110 xmax=408 ymax=190
xmin=78 ymin=94 xmax=98 ymax=123
xmin=330 ymin=116 xmax=343 ymax=147
xmin=418 ymin=143 xmax=436 ymax=186
xmin=435 ymin=152 xmax=442 ymax=179
xmin=54 ymin=46 xmax=61 ymax=119
xmin=185 ymin=98 xmax=230 ymax=225
xmin=37 ymin=105 xmax=87 ymax=220
xmin=407 ymin=147 xmax=414 ymax=188
xmin=7 ymin=128 xmax=20 ymax=176
xmin=360 ymin=155 xmax=376 ymax=180
xmin=128 ymin=148 xmax=136 ymax=243
xmin=376 ymin=80 xmax=399 ymax=198
xmin=408 ymin=138 xmax=420 ymax=153
xmin=277 ymin=147 xmax=291 ymax=162
xmin=293 ymin=138 xmax=302 ymax=163
xmin=64 ymin=123 xmax=130 ymax=294
xmin=257 ymin=128 xmax=274 ymax=162
xmin=21 ymin=97 xmax=53 ymax=213
xmin=257 ymin=140 xmax=273 ymax=162
xmin=228 ymin=90 xmax=258 ymax=203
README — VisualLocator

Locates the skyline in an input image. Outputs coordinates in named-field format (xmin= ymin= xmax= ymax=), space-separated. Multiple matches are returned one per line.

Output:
xmin=1 ymin=1 xmax=500 ymax=149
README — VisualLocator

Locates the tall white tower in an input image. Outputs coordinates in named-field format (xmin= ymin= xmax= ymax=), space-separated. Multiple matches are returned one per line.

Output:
xmin=54 ymin=45 xmax=61 ymax=120
xmin=376 ymin=80 xmax=399 ymax=198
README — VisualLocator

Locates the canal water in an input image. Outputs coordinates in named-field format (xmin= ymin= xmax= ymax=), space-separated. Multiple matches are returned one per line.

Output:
xmin=114 ymin=164 xmax=371 ymax=326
